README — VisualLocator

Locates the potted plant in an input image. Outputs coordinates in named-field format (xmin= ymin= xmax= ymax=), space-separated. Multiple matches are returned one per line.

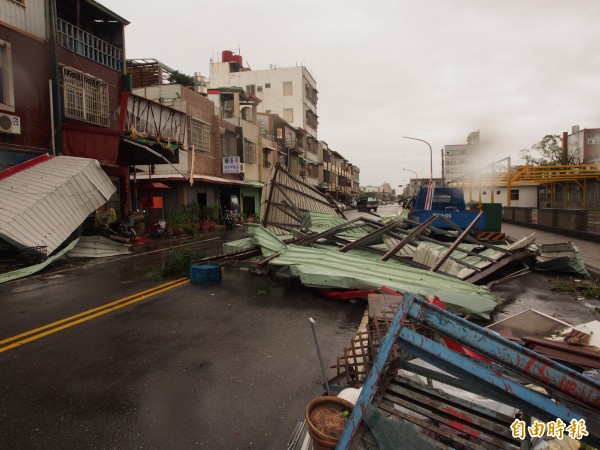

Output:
xmin=305 ymin=396 xmax=353 ymax=449
xmin=201 ymin=205 xmax=218 ymax=231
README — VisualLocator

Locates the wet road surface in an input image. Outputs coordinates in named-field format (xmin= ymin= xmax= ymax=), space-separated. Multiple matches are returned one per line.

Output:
xmin=0 ymin=229 xmax=365 ymax=449
xmin=1 ymin=205 xmax=598 ymax=448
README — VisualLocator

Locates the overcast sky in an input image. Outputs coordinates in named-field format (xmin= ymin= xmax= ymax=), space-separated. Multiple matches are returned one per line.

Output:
xmin=100 ymin=0 xmax=600 ymax=188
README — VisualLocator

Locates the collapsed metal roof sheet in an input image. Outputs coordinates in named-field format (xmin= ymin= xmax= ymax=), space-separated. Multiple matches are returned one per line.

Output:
xmin=246 ymin=224 xmax=497 ymax=320
xmin=260 ymin=163 xmax=342 ymax=235
xmin=0 ymin=155 xmax=116 ymax=254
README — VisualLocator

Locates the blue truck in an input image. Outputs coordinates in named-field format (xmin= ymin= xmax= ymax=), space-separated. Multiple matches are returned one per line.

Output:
xmin=409 ymin=186 xmax=488 ymax=231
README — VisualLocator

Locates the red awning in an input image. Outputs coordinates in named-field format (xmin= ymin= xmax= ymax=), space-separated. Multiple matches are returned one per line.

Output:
xmin=135 ymin=182 xmax=171 ymax=190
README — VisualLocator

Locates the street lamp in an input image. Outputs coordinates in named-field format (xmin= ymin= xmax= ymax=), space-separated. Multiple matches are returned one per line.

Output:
xmin=402 ymin=168 xmax=418 ymax=179
xmin=403 ymin=136 xmax=432 ymax=185
xmin=402 ymin=168 xmax=419 ymax=196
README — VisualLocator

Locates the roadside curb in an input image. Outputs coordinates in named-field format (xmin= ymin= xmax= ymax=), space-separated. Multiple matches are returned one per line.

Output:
xmin=503 ymin=219 xmax=600 ymax=243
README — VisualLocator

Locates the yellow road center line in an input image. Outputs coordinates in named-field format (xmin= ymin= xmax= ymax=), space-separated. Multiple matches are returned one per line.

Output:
xmin=0 ymin=278 xmax=190 ymax=353
xmin=0 ymin=277 xmax=187 ymax=346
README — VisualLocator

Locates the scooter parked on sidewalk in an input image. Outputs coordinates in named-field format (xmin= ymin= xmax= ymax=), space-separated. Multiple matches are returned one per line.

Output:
xmin=223 ymin=209 xmax=237 ymax=230
xmin=150 ymin=219 xmax=174 ymax=238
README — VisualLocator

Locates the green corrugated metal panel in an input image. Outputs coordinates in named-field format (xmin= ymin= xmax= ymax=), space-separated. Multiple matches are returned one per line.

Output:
xmin=300 ymin=212 xmax=371 ymax=238
xmin=222 ymin=237 xmax=257 ymax=254
xmin=300 ymin=212 xmax=347 ymax=231
xmin=275 ymin=246 xmax=495 ymax=320
xmin=247 ymin=225 xmax=496 ymax=320
xmin=380 ymin=208 xmax=410 ymax=224
xmin=534 ymin=243 xmax=589 ymax=277
xmin=0 ymin=239 xmax=79 ymax=284
xmin=246 ymin=223 xmax=287 ymax=256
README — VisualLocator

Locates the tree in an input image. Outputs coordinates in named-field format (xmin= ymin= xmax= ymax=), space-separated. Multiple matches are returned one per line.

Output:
xmin=520 ymin=134 xmax=574 ymax=166
xmin=167 ymin=70 xmax=196 ymax=89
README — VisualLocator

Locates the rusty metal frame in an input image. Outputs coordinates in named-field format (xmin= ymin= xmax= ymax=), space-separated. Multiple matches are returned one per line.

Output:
xmin=337 ymin=294 xmax=600 ymax=449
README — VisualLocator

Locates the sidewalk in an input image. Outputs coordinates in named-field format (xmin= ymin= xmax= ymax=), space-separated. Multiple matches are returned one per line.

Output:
xmin=502 ymin=222 xmax=600 ymax=279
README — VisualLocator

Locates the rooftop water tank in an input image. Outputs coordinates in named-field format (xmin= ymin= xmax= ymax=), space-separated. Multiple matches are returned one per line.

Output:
xmin=222 ymin=50 xmax=233 ymax=62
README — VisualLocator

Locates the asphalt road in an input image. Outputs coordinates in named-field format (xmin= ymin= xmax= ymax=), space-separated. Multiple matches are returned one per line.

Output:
xmin=1 ymin=204 xmax=598 ymax=449
xmin=0 ymin=229 xmax=365 ymax=449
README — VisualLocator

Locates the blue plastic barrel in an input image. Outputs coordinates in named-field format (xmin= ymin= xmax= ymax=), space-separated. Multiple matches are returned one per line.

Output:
xmin=190 ymin=264 xmax=222 ymax=284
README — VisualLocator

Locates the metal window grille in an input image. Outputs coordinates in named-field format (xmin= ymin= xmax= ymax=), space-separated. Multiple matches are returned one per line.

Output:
xmin=243 ymin=139 xmax=256 ymax=164
xmin=221 ymin=134 xmax=237 ymax=157
xmin=189 ymin=118 xmax=210 ymax=152
xmin=62 ymin=66 xmax=109 ymax=127
xmin=0 ymin=40 xmax=15 ymax=109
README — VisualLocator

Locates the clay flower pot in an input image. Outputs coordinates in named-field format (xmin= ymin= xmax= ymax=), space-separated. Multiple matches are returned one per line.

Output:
xmin=305 ymin=396 xmax=353 ymax=449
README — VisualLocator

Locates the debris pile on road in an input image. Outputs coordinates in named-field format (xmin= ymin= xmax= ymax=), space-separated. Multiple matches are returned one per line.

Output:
xmin=205 ymin=164 xmax=593 ymax=320
xmin=488 ymin=309 xmax=600 ymax=371
xmin=326 ymin=292 xmax=600 ymax=450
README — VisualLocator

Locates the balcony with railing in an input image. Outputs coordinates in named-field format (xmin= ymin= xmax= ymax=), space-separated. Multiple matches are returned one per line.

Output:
xmin=56 ymin=18 xmax=123 ymax=71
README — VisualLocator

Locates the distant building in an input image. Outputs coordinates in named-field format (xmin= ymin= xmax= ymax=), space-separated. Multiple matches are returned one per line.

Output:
xmin=567 ymin=125 xmax=600 ymax=164
xmin=351 ymin=166 xmax=361 ymax=196
xmin=362 ymin=185 xmax=380 ymax=194
xmin=404 ymin=177 xmax=443 ymax=197
xmin=443 ymin=130 xmax=480 ymax=181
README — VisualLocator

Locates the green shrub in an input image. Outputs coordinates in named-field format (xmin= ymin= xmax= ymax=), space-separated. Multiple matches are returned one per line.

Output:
xmin=166 ymin=201 xmax=201 ymax=227
xmin=182 ymin=224 xmax=195 ymax=235
xmin=150 ymin=248 xmax=207 ymax=280
xmin=551 ymin=278 xmax=599 ymax=299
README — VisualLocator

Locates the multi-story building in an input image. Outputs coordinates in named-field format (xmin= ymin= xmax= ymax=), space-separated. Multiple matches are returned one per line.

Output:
xmin=209 ymin=50 xmax=318 ymax=139
xmin=208 ymin=86 xmax=264 ymax=216
xmin=257 ymin=112 xmax=285 ymax=176
xmin=257 ymin=112 xmax=303 ymax=177
xmin=351 ymin=165 xmax=360 ymax=198
xmin=123 ymin=57 xmax=265 ymax=219
xmin=301 ymin=134 xmax=319 ymax=187
xmin=1 ymin=0 xmax=51 ymax=166
xmin=126 ymin=59 xmax=221 ymax=215
xmin=567 ymin=125 xmax=600 ymax=164
xmin=319 ymin=141 xmax=335 ymax=195
xmin=1 ymin=0 xmax=137 ymax=217
xmin=334 ymin=152 xmax=352 ymax=203
xmin=381 ymin=182 xmax=395 ymax=201
xmin=209 ymin=50 xmax=366 ymax=205
xmin=443 ymin=130 xmax=480 ymax=182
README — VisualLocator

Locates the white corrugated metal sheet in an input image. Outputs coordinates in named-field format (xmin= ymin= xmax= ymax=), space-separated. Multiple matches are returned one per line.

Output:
xmin=0 ymin=156 xmax=116 ymax=254
xmin=260 ymin=163 xmax=341 ymax=235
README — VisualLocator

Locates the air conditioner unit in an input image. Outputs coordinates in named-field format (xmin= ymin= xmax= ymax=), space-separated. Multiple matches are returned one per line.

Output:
xmin=0 ymin=113 xmax=21 ymax=135
xmin=587 ymin=139 xmax=595 ymax=145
